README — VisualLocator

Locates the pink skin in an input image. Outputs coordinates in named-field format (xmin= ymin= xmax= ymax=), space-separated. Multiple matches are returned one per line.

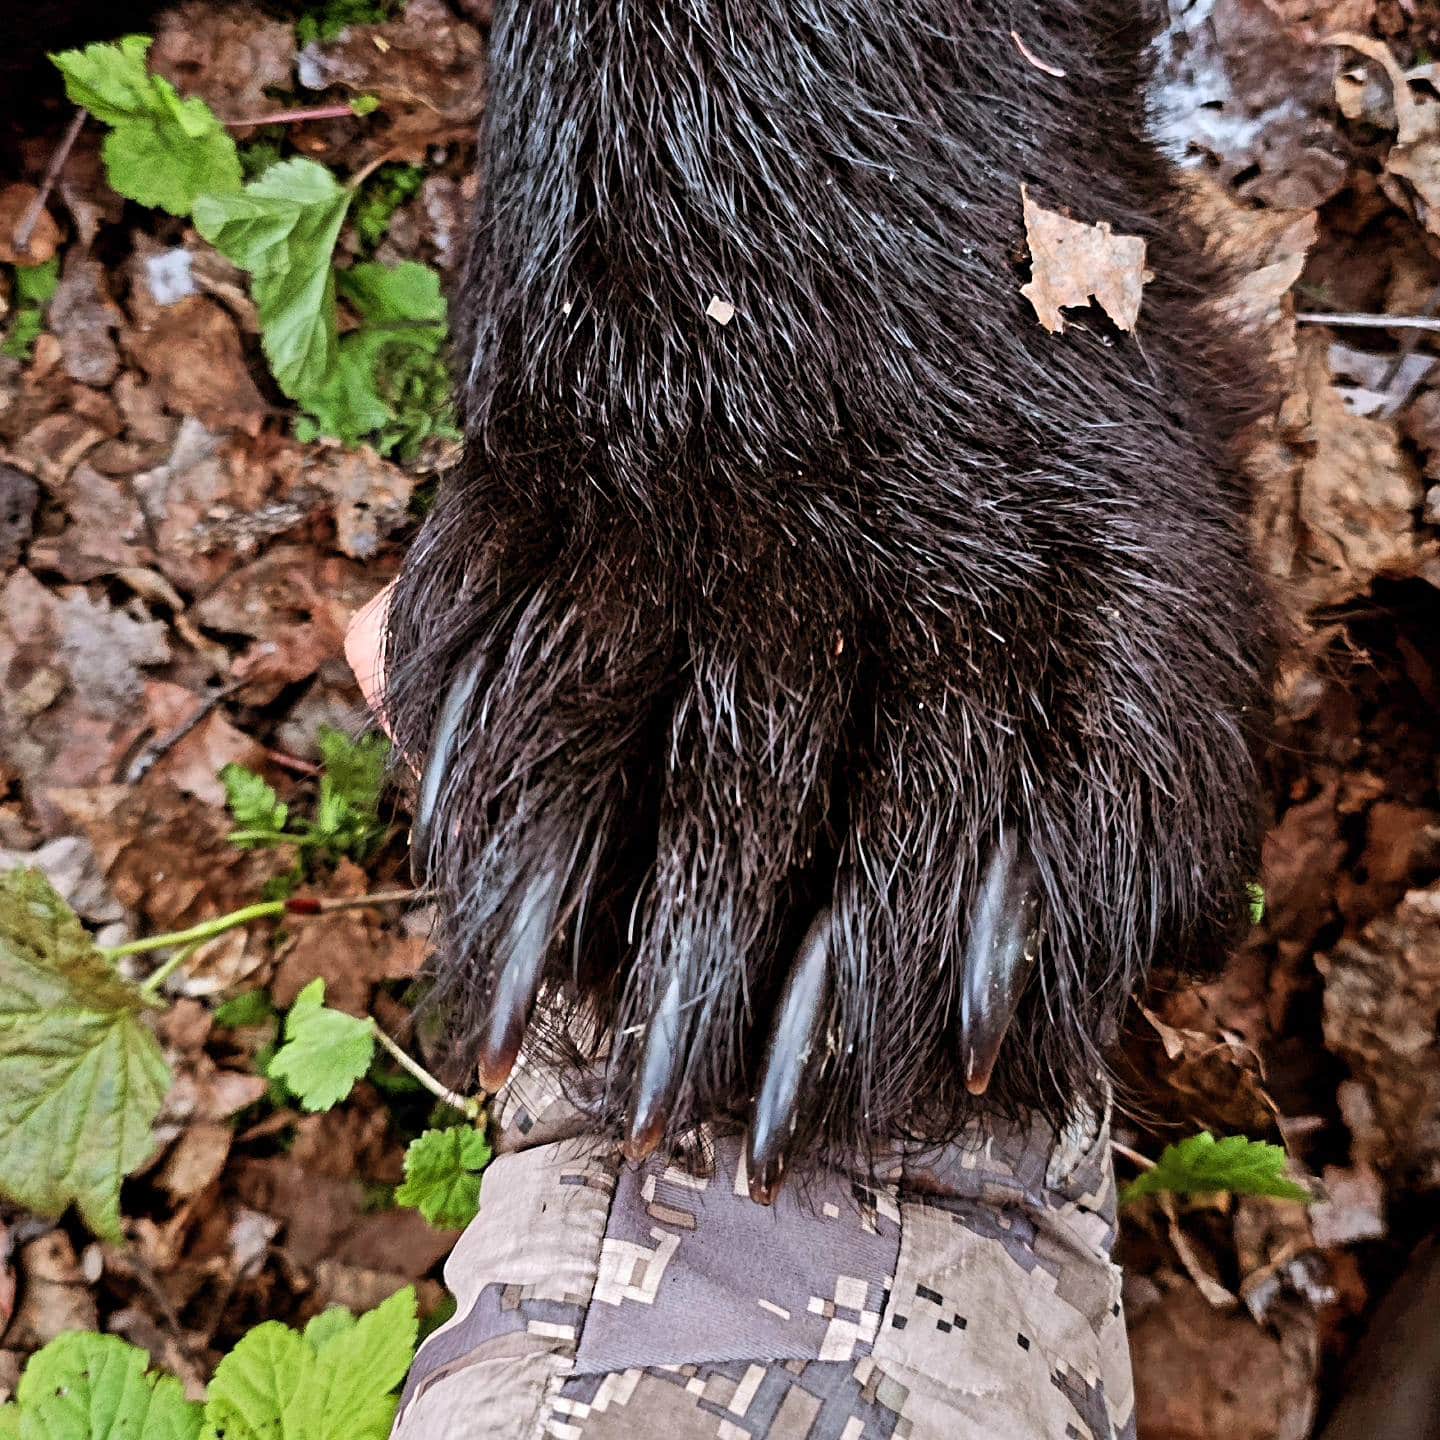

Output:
xmin=344 ymin=583 xmax=392 ymax=732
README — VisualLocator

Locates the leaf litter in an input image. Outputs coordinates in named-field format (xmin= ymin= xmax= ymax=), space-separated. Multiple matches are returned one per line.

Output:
xmin=2 ymin=0 xmax=1440 ymax=1432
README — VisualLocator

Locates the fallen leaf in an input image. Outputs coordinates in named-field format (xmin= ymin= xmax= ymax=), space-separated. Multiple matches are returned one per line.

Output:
xmin=1019 ymin=185 xmax=1149 ymax=333
xmin=1294 ymin=331 xmax=1427 ymax=606
xmin=296 ymin=0 xmax=486 ymax=156
xmin=1309 ymin=1163 xmax=1386 ymax=1247
xmin=1318 ymin=883 xmax=1440 ymax=1187
xmin=0 ymin=465 xmax=38 ymax=574
xmin=125 ymin=296 xmax=269 ymax=434
xmin=0 ymin=186 xmax=60 ymax=266
xmin=1130 ymin=1276 xmax=1317 ymax=1440
xmin=27 ymin=462 xmax=155 ymax=582
xmin=310 ymin=448 xmax=414 ymax=560
xmin=158 ymin=1120 xmax=233 ymax=1200
xmin=151 ymin=1 xmax=297 ymax=119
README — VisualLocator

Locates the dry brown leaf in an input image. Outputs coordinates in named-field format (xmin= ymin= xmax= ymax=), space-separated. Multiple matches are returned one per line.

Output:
xmin=49 ymin=256 xmax=124 ymax=388
xmin=131 ymin=681 xmax=267 ymax=808
xmin=1019 ymin=185 xmax=1149 ymax=334
xmin=296 ymin=0 xmax=486 ymax=155
xmin=272 ymin=859 xmax=426 ymax=1014
xmin=0 ymin=466 xmax=37 ymax=576
xmin=48 ymin=781 xmax=289 ymax=936
xmin=158 ymin=1121 xmax=233 ymax=1201
xmin=151 ymin=1 xmax=296 ymax=120
xmin=0 ymin=186 xmax=60 ymax=267
xmin=3 ymin=1235 xmax=97 ymax=1351
xmin=1309 ymin=1163 xmax=1386 ymax=1247
xmin=124 ymin=297 xmax=268 ymax=435
xmin=1294 ymin=331 xmax=1426 ymax=606
xmin=309 ymin=448 xmax=414 ymax=560
xmin=1130 ymin=1276 xmax=1317 ymax=1440
xmin=27 ymin=463 xmax=154 ymax=583
xmin=1319 ymin=883 xmax=1440 ymax=1187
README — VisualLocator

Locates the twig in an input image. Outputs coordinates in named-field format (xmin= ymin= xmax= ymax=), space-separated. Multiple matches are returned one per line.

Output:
xmin=1112 ymin=1140 xmax=1156 ymax=1172
xmin=226 ymin=103 xmax=362 ymax=128
xmin=373 ymin=1027 xmax=481 ymax=1119
xmin=122 ymin=680 xmax=247 ymax=784
xmin=1297 ymin=311 xmax=1440 ymax=332
xmin=104 ymin=888 xmax=422 ymax=963
xmin=288 ymin=888 xmax=421 ymax=914
xmin=13 ymin=110 xmax=86 ymax=258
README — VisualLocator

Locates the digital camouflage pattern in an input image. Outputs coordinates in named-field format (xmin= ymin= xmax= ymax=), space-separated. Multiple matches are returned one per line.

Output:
xmin=391 ymin=1059 xmax=1134 ymax=1440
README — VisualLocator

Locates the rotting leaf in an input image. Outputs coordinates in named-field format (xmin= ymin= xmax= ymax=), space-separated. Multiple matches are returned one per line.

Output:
xmin=0 ymin=868 xmax=171 ymax=1241
xmin=1019 ymin=184 xmax=1149 ymax=334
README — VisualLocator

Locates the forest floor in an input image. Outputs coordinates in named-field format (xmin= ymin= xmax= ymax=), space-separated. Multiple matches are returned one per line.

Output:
xmin=3 ymin=1 xmax=1440 ymax=1435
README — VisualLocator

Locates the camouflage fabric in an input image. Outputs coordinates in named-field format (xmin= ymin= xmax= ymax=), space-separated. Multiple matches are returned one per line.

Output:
xmin=391 ymin=1060 xmax=1134 ymax=1440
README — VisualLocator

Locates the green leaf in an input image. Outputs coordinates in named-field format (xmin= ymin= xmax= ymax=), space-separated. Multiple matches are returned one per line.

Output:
xmin=1120 ymin=1132 xmax=1313 ymax=1206
xmin=2 ymin=259 xmax=61 ymax=361
xmin=213 ymin=988 xmax=277 ymax=1029
xmin=202 ymin=1288 xmax=416 ymax=1440
xmin=310 ymin=727 xmax=390 ymax=857
xmin=267 ymin=978 xmax=374 ymax=1111
xmin=1247 ymin=880 xmax=1266 ymax=926
xmin=221 ymin=763 xmax=289 ymax=837
xmin=0 ymin=869 xmax=171 ymax=1241
xmin=14 ymin=1330 xmax=202 ymax=1440
xmin=395 ymin=1126 xmax=491 ymax=1229
xmin=302 ymin=1307 xmax=357 ymax=1352
xmin=193 ymin=159 xmax=352 ymax=398
xmin=51 ymin=37 xmax=241 ymax=215
xmin=296 ymin=262 xmax=453 ymax=458
xmin=14 ymin=260 xmax=60 ymax=307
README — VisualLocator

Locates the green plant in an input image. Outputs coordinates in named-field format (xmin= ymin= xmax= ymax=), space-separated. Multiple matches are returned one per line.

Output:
xmin=294 ymin=262 xmax=459 ymax=460
xmin=294 ymin=0 xmax=400 ymax=47
xmin=0 ymin=866 xmax=485 ymax=1242
xmin=2 ymin=259 xmax=60 ymax=360
xmin=221 ymin=726 xmax=391 ymax=873
xmin=49 ymin=37 xmax=455 ymax=458
xmin=353 ymin=162 xmax=425 ymax=251
xmin=0 ymin=1288 xmax=419 ymax=1439
xmin=52 ymin=36 xmax=242 ymax=215
xmin=1120 ymin=1132 xmax=1313 ymax=1207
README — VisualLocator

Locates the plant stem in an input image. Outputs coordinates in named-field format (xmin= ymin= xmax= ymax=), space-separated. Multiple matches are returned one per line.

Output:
xmin=138 ymin=939 xmax=204 ymax=1002
xmin=102 ymin=901 xmax=287 ymax=963
xmin=13 ymin=109 xmax=86 ymax=257
xmin=226 ymin=103 xmax=361 ymax=128
xmin=373 ymin=1028 xmax=481 ymax=1120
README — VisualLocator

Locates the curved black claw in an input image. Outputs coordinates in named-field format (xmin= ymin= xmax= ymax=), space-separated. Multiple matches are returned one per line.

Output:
xmin=960 ymin=832 xmax=1041 ymax=1097
xmin=410 ymin=654 xmax=487 ymax=887
xmin=622 ymin=968 xmax=685 ymax=1163
xmin=475 ymin=863 xmax=564 ymax=1094
xmin=746 ymin=908 xmax=833 ymax=1205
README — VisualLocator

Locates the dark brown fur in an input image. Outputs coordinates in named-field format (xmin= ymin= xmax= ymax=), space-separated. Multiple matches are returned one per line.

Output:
xmin=19 ymin=0 xmax=1274 ymax=1174
xmin=381 ymin=0 xmax=1274 ymax=1167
